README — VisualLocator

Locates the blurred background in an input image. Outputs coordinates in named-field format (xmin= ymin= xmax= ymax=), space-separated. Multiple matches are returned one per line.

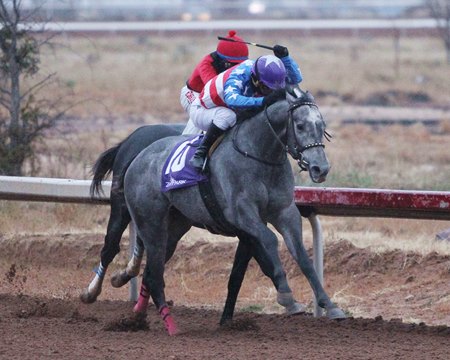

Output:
xmin=1 ymin=0 xmax=449 ymax=250
xmin=19 ymin=0 xmax=431 ymax=21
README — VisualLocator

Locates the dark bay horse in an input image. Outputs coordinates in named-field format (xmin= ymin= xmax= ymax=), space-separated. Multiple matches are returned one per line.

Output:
xmin=80 ymin=124 xmax=183 ymax=302
xmin=122 ymin=91 xmax=345 ymax=335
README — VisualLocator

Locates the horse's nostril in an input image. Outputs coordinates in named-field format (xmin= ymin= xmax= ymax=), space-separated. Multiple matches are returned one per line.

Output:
xmin=309 ymin=165 xmax=329 ymax=183
xmin=310 ymin=165 xmax=321 ymax=175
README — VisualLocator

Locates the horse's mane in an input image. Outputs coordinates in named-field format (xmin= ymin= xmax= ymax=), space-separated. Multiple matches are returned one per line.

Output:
xmin=236 ymin=107 xmax=264 ymax=122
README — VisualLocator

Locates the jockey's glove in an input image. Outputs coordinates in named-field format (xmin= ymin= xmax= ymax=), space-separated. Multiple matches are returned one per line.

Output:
xmin=262 ymin=89 xmax=286 ymax=107
xmin=273 ymin=45 xmax=289 ymax=58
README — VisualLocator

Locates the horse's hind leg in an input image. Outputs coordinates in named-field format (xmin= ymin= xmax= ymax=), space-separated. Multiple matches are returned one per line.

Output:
xmin=141 ymin=251 xmax=177 ymax=336
xmin=110 ymin=233 xmax=145 ymax=288
xmin=134 ymin=208 xmax=192 ymax=313
xmin=80 ymin=190 xmax=131 ymax=303
xmin=137 ymin=213 xmax=178 ymax=335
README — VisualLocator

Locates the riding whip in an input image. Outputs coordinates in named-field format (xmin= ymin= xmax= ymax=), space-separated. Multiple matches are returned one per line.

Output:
xmin=217 ymin=36 xmax=274 ymax=51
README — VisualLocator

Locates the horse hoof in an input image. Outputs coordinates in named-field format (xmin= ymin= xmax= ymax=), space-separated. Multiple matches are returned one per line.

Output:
xmin=79 ymin=290 xmax=98 ymax=304
xmin=327 ymin=307 xmax=346 ymax=320
xmin=160 ymin=306 xmax=178 ymax=336
xmin=285 ymin=302 xmax=306 ymax=315
xmin=165 ymin=316 xmax=178 ymax=336
xmin=110 ymin=271 xmax=131 ymax=288
xmin=133 ymin=298 xmax=150 ymax=313
xmin=219 ymin=317 xmax=232 ymax=326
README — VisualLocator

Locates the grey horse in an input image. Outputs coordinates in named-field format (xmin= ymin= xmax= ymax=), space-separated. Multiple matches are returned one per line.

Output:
xmin=80 ymin=124 xmax=304 ymax=323
xmin=122 ymin=90 xmax=345 ymax=335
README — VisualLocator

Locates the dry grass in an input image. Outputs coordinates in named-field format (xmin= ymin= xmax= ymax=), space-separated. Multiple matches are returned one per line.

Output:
xmin=1 ymin=33 xmax=449 ymax=255
xmin=36 ymin=34 xmax=450 ymax=117
xmin=31 ymin=33 xmax=450 ymax=188
xmin=319 ymin=217 xmax=450 ymax=255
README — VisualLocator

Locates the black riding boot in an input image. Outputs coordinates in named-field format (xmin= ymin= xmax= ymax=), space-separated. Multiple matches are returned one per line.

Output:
xmin=190 ymin=123 xmax=225 ymax=172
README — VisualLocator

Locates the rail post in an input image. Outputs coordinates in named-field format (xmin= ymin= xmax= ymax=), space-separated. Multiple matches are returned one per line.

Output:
xmin=308 ymin=213 xmax=324 ymax=317
xmin=128 ymin=222 xmax=138 ymax=302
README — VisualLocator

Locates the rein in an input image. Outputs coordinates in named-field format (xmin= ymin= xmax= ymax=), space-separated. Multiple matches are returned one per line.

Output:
xmin=232 ymin=98 xmax=328 ymax=170
xmin=232 ymin=114 xmax=287 ymax=166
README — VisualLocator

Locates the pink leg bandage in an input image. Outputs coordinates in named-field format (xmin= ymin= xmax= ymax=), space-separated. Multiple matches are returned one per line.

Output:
xmin=133 ymin=284 xmax=150 ymax=313
xmin=160 ymin=305 xmax=177 ymax=336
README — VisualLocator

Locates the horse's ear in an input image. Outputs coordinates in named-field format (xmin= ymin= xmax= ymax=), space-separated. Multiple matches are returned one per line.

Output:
xmin=305 ymin=90 xmax=315 ymax=102
xmin=285 ymin=84 xmax=301 ymax=98
xmin=286 ymin=91 xmax=296 ymax=103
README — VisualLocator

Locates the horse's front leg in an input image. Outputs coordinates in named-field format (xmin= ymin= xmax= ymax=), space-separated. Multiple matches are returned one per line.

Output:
xmin=80 ymin=191 xmax=132 ymax=304
xmin=220 ymin=239 xmax=253 ymax=325
xmin=220 ymin=234 xmax=304 ymax=325
xmin=235 ymin=205 xmax=297 ymax=309
xmin=271 ymin=203 xmax=346 ymax=319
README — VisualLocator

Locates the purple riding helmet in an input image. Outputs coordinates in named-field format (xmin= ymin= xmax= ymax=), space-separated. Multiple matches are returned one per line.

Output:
xmin=251 ymin=55 xmax=286 ymax=90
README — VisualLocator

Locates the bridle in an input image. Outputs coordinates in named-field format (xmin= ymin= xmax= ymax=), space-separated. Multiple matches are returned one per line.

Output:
xmin=264 ymin=98 xmax=330 ymax=171
xmin=232 ymin=97 xmax=331 ymax=170
xmin=286 ymin=100 xmax=330 ymax=171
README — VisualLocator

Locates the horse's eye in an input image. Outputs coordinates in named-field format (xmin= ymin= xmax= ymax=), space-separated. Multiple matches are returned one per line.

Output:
xmin=296 ymin=124 xmax=304 ymax=131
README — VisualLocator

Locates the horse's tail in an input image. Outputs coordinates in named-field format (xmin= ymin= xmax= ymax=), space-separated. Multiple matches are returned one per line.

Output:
xmin=90 ymin=144 xmax=120 ymax=198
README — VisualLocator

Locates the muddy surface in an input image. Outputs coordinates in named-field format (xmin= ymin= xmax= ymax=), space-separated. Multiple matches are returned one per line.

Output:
xmin=1 ymin=234 xmax=449 ymax=359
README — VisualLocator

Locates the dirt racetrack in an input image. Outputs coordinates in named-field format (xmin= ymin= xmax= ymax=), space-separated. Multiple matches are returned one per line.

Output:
xmin=1 ymin=233 xmax=449 ymax=359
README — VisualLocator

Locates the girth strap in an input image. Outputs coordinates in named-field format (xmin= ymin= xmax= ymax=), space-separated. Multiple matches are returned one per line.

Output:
xmin=198 ymin=180 xmax=240 ymax=237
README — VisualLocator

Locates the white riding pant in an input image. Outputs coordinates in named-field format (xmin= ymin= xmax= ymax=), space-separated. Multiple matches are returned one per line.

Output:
xmin=183 ymin=119 xmax=202 ymax=135
xmin=189 ymin=98 xmax=237 ymax=131
xmin=180 ymin=85 xmax=198 ymax=114
xmin=180 ymin=85 xmax=202 ymax=135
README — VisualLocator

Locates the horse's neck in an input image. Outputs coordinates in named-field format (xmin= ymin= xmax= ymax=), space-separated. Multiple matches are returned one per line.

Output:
xmin=236 ymin=101 xmax=288 ymax=163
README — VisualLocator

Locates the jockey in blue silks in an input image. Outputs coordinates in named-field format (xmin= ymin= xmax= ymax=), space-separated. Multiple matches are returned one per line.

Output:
xmin=189 ymin=45 xmax=303 ymax=171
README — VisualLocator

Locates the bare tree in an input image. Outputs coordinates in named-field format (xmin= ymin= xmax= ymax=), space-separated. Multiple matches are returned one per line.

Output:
xmin=427 ymin=0 xmax=450 ymax=63
xmin=0 ymin=0 xmax=67 ymax=175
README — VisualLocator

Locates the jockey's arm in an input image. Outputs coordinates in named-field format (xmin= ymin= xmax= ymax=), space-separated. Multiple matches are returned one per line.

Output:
xmin=223 ymin=56 xmax=303 ymax=110
xmin=198 ymin=55 xmax=219 ymax=84
xmin=223 ymin=65 xmax=264 ymax=109
xmin=280 ymin=56 xmax=303 ymax=85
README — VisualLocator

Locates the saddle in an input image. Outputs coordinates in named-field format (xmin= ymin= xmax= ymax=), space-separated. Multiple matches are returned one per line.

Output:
xmin=161 ymin=133 xmax=239 ymax=236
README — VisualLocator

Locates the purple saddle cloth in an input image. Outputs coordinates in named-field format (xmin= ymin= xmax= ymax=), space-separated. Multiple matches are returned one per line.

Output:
xmin=161 ymin=135 xmax=208 ymax=192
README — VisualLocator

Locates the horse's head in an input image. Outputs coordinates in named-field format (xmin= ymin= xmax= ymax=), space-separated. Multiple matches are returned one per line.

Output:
xmin=285 ymin=90 xmax=330 ymax=183
xmin=233 ymin=88 xmax=330 ymax=182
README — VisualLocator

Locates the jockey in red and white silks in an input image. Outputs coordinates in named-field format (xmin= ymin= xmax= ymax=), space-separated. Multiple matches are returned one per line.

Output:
xmin=180 ymin=30 xmax=249 ymax=135
xmin=190 ymin=54 xmax=303 ymax=131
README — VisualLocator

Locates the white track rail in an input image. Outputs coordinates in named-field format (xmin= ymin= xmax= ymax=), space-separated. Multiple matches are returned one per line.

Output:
xmin=1 ymin=175 xmax=449 ymax=316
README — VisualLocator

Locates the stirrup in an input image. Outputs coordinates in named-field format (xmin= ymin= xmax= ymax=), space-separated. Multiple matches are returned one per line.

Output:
xmin=190 ymin=153 xmax=207 ymax=172
xmin=201 ymin=157 xmax=208 ymax=172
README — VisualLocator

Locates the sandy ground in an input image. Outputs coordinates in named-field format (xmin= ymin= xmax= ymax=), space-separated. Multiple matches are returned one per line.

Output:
xmin=0 ymin=233 xmax=449 ymax=359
